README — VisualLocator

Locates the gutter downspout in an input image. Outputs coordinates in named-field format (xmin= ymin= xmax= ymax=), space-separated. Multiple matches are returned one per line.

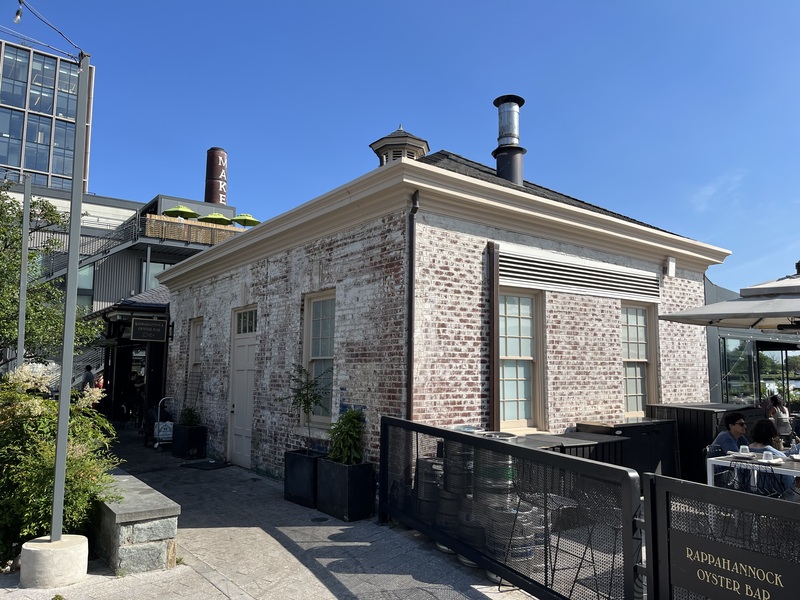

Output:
xmin=406 ymin=191 xmax=419 ymax=421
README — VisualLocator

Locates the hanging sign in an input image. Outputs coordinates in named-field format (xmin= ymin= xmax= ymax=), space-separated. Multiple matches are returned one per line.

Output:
xmin=131 ymin=318 xmax=168 ymax=342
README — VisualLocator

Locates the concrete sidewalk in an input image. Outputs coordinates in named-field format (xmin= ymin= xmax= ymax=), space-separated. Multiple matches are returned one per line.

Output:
xmin=1 ymin=428 xmax=534 ymax=600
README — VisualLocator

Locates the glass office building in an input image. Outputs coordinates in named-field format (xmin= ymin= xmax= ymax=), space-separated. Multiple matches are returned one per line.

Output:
xmin=0 ymin=39 xmax=93 ymax=192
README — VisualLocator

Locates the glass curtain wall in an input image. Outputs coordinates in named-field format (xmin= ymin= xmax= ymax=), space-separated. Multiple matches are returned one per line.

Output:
xmin=719 ymin=338 xmax=800 ymax=407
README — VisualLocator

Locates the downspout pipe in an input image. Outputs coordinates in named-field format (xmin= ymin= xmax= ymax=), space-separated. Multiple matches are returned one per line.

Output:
xmin=406 ymin=191 xmax=419 ymax=421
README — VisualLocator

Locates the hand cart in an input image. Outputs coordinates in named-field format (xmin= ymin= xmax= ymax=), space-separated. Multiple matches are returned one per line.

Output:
xmin=153 ymin=396 xmax=174 ymax=452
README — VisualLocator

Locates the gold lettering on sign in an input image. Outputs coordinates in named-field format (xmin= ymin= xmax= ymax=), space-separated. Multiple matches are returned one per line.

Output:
xmin=684 ymin=547 xmax=784 ymax=587
xmin=684 ymin=545 xmax=783 ymax=599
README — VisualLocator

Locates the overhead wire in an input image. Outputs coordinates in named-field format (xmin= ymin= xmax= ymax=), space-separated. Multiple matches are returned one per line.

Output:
xmin=0 ymin=24 xmax=76 ymax=60
xmin=5 ymin=0 xmax=84 ymax=62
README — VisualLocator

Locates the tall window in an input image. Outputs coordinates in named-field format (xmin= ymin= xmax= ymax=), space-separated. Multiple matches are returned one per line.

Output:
xmin=307 ymin=293 xmax=335 ymax=423
xmin=189 ymin=318 xmax=203 ymax=366
xmin=77 ymin=264 xmax=93 ymax=310
xmin=499 ymin=294 xmax=535 ymax=427
xmin=52 ymin=120 xmax=74 ymax=175
xmin=622 ymin=305 xmax=649 ymax=412
xmin=56 ymin=62 xmax=79 ymax=119
xmin=1 ymin=46 xmax=29 ymax=108
xmin=0 ymin=107 xmax=23 ymax=167
xmin=29 ymin=53 xmax=56 ymax=114
xmin=24 ymin=114 xmax=51 ymax=172
xmin=141 ymin=261 xmax=172 ymax=292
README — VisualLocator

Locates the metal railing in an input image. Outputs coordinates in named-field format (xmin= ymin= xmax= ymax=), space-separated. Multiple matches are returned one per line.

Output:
xmin=38 ymin=214 xmax=242 ymax=280
xmin=379 ymin=417 xmax=644 ymax=600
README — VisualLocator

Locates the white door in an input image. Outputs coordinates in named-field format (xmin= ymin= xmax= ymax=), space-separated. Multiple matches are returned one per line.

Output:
xmin=230 ymin=330 xmax=256 ymax=468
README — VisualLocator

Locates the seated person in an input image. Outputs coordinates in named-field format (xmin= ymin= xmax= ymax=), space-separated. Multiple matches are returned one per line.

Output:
xmin=749 ymin=418 xmax=795 ymax=498
xmin=709 ymin=412 xmax=749 ymax=457
xmin=707 ymin=412 xmax=749 ymax=488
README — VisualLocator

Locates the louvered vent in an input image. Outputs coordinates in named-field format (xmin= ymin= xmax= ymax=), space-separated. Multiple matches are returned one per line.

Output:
xmin=499 ymin=251 xmax=660 ymax=301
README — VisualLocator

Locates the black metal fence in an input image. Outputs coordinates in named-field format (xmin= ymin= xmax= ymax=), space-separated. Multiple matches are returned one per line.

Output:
xmin=644 ymin=474 xmax=800 ymax=600
xmin=379 ymin=417 xmax=644 ymax=600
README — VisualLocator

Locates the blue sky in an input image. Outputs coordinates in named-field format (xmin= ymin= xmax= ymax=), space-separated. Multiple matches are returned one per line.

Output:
xmin=6 ymin=1 xmax=800 ymax=292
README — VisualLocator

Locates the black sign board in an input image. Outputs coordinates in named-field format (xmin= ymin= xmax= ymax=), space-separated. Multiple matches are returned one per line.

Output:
xmin=670 ymin=529 xmax=798 ymax=599
xmin=131 ymin=318 xmax=168 ymax=343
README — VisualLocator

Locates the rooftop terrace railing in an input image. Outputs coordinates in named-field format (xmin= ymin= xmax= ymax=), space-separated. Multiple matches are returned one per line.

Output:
xmin=37 ymin=214 xmax=242 ymax=280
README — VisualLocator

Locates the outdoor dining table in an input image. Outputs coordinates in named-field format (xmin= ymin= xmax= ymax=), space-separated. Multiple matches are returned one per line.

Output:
xmin=705 ymin=454 xmax=800 ymax=486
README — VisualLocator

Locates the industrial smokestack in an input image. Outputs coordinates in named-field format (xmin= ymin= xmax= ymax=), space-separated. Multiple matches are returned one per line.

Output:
xmin=492 ymin=95 xmax=526 ymax=185
xmin=204 ymin=147 xmax=228 ymax=204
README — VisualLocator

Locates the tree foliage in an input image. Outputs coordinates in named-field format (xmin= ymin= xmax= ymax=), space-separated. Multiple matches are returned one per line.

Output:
xmin=0 ymin=182 xmax=102 ymax=367
xmin=0 ymin=365 xmax=120 ymax=562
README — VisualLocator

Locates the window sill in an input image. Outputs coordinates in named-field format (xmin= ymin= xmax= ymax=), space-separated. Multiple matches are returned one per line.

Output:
xmin=499 ymin=426 xmax=547 ymax=437
xmin=292 ymin=424 xmax=330 ymax=441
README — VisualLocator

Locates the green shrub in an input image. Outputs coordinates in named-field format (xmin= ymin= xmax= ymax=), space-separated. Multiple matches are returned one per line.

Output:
xmin=0 ymin=366 xmax=120 ymax=562
xmin=327 ymin=408 xmax=364 ymax=465
xmin=179 ymin=406 xmax=202 ymax=426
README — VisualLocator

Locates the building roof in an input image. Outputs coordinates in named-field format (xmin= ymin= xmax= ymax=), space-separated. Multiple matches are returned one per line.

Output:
xmin=90 ymin=285 xmax=170 ymax=320
xmin=418 ymin=150 xmax=676 ymax=237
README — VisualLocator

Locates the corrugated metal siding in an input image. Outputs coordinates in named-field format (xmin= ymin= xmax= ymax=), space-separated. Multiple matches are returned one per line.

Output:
xmin=93 ymin=252 xmax=142 ymax=311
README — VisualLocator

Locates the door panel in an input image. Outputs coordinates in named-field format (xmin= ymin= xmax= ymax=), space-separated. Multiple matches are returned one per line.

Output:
xmin=230 ymin=334 xmax=256 ymax=468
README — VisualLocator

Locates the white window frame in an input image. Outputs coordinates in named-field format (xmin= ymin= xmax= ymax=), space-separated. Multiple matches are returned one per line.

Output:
xmin=236 ymin=308 xmax=257 ymax=335
xmin=621 ymin=303 xmax=656 ymax=415
xmin=189 ymin=317 xmax=203 ymax=368
xmin=304 ymin=290 xmax=335 ymax=426
xmin=498 ymin=290 xmax=543 ymax=429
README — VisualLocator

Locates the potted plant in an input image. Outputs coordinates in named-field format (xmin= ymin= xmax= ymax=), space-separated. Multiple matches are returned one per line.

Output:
xmin=172 ymin=406 xmax=207 ymax=459
xmin=316 ymin=408 xmax=375 ymax=521
xmin=283 ymin=364 xmax=329 ymax=508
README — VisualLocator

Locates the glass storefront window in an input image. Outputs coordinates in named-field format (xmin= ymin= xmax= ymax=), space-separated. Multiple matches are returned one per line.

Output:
xmin=720 ymin=338 xmax=756 ymax=403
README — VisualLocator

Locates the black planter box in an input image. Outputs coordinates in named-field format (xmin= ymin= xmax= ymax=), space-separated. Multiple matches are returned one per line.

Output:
xmin=316 ymin=459 xmax=375 ymax=522
xmin=172 ymin=425 xmax=207 ymax=459
xmin=284 ymin=449 xmax=325 ymax=508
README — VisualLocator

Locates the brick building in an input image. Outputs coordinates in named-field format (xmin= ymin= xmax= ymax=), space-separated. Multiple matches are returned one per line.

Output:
xmin=158 ymin=96 xmax=730 ymax=476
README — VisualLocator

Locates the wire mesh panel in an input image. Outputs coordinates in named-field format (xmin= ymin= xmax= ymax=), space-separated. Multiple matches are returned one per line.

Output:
xmin=645 ymin=474 xmax=800 ymax=600
xmin=379 ymin=416 xmax=643 ymax=600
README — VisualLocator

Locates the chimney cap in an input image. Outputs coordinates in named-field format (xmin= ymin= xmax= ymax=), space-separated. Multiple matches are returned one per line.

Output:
xmin=493 ymin=94 xmax=525 ymax=108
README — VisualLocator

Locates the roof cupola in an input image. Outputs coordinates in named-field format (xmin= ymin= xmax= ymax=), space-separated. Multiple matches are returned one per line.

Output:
xmin=369 ymin=126 xmax=430 ymax=166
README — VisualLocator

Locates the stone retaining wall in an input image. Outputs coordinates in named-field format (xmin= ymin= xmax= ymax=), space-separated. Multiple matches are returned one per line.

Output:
xmin=92 ymin=468 xmax=181 ymax=574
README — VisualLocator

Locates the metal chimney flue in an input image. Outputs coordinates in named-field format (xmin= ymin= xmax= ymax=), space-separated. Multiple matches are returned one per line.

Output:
xmin=492 ymin=95 xmax=527 ymax=185
xmin=205 ymin=147 xmax=228 ymax=204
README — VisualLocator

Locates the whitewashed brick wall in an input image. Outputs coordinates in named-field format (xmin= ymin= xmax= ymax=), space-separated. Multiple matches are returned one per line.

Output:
xmin=167 ymin=213 xmax=408 ymax=476
xmin=167 ymin=206 xmax=713 ymax=473
xmin=658 ymin=270 xmax=710 ymax=404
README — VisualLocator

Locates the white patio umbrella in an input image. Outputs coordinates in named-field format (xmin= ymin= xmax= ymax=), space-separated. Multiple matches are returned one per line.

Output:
xmin=660 ymin=262 xmax=800 ymax=332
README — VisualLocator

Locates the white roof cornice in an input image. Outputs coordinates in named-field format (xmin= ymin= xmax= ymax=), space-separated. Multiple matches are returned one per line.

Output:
xmin=159 ymin=158 xmax=730 ymax=290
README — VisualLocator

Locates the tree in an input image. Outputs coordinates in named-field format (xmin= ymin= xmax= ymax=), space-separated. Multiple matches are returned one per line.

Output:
xmin=0 ymin=182 xmax=102 ymax=367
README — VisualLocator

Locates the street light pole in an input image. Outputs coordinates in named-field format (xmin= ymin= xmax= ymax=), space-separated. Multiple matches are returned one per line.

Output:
xmin=16 ymin=173 xmax=31 ymax=367
xmin=51 ymin=51 xmax=90 ymax=541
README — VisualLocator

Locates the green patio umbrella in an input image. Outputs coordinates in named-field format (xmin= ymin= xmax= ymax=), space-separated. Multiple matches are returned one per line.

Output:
xmin=197 ymin=212 xmax=233 ymax=225
xmin=162 ymin=205 xmax=200 ymax=219
xmin=231 ymin=213 xmax=261 ymax=227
